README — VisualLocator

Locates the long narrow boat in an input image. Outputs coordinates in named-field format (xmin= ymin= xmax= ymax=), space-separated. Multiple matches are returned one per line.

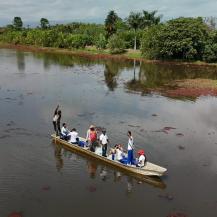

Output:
xmin=51 ymin=134 xmax=167 ymax=178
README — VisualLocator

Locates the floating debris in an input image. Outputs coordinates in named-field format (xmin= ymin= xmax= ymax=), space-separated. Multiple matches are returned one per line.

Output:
xmin=128 ymin=124 xmax=140 ymax=128
xmin=164 ymin=127 xmax=176 ymax=131
xmin=176 ymin=133 xmax=184 ymax=137
xmin=152 ymin=114 xmax=158 ymax=116
xmin=178 ymin=145 xmax=185 ymax=150
xmin=154 ymin=127 xmax=176 ymax=134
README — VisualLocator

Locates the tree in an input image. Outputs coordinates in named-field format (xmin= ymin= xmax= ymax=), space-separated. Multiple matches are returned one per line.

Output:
xmin=40 ymin=18 xmax=49 ymax=29
xmin=203 ymin=30 xmax=217 ymax=62
xmin=13 ymin=17 xmax=23 ymax=30
xmin=127 ymin=12 xmax=143 ymax=50
xmin=105 ymin=10 xmax=119 ymax=38
xmin=142 ymin=10 xmax=161 ymax=27
xmin=141 ymin=17 xmax=209 ymax=61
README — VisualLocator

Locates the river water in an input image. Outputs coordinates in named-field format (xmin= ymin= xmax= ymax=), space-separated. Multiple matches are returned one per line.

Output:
xmin=0 ymin=49 xmax=217 ymax=217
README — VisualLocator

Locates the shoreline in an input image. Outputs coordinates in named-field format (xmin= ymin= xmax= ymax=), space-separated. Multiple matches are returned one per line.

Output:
xmin=0 ymin=43 xmax=217 ymax=68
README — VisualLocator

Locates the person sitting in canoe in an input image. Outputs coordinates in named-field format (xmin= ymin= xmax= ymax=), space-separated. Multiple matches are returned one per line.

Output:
xmin=99 ymin=129 xmax=109 ymax=157
xmin=116 ymin=144 xmax=125 ymax=162
xmin=127 ymin=131 xmax=134 ymax=165
xmin=108 ymin=144 xmax=118 ymax=160
xmin=69 ymin=128 xmax=79 ymax=145
xmin=136 ymin=150 xmax=147 ymax=167
xmin=86 ymin=125 xmax=98 ymax=152
xmin=61 ymin=123 xmax=70 ymax=141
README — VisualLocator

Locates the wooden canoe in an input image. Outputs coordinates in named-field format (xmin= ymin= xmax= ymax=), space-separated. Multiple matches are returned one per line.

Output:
xmin=51 ymin=134 xmax=167 ymax=178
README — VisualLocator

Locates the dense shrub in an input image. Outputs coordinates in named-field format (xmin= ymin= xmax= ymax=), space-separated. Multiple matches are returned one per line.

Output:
xmin=65 ymin=34 xmax=88 ymax=49
xmin=108 ymin=34 xmax=126 ymax=54
xmin=95 ymin=33 xmax=107 ymax=50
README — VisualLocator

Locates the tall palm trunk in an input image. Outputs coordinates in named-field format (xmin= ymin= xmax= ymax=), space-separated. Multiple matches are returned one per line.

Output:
xmin=134 ymin=29 xmax=137 ymax=50
xmin=134 ymin=28 xmax=136 ymax=50
xmin=134 ymin=35 xmax=137 ymax=50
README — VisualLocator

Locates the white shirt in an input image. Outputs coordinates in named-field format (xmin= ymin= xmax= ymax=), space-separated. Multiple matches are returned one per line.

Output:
xmin=99 ymin=134 xmax=108 ymax=145
xmin=138 ymin=155 xmax=146 ymax=167
xmin=127 ymin=136 xmax=134 ymax=150
xmin=86 ymin=129 xmax=90 ymax=141
xmin=61 ymin=126 xmax=69 ymax=136
xmin=53 ymin=114 xmax=58 ymax=122
xmin=116 ymin=149 xmax=123 ymax=161
xmin=69 ymin=131 xmax=78 ymax=143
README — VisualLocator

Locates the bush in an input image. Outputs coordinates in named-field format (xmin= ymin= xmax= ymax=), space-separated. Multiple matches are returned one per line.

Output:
xmin=65 ymin=34 xmax=88 ymax=49
xmin=108 ymin=34 xmax=126 ymax=54
xmin=141 ymin=25 xmax=163 ymax=59
xmin=95 ymin=33 xmax=107 ymax=49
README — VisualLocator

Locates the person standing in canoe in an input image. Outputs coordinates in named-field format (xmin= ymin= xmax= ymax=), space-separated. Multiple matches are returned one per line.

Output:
xmin=99 ymin=129 xmax=109 ymax=157
xmin=53 ymin=105 xmax=62 ymax=136
xmin=86 ymin=125 xmax=98 ymax=152
xmin=127 ymin=131 xmax=134 ymax=165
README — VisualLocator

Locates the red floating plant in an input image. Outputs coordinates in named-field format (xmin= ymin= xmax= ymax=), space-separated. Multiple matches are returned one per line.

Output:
xmin=8 ymin=212 xmax=22 ymax=217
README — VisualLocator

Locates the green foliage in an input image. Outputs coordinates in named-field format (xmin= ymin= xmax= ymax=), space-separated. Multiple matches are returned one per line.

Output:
xmin=203 ymin=30 xmax=217 ymax=62
xmin=141 ymin=25 xmax=163 ymax=59
xmin=95 ymin=33 xmax=107 ymax=50
xmin=1 ymin=13 xmax=217 ymax=63
xmin=65 ymin=34 xmax=88 ymax=49
xmin=105 ymin=10 xmax=120 ymax=38
xmin=40 ymin=18 xmax=49 ymax=29
xmin=142 ymin=10 xmax=161 ymax=27
xmin=108 ymin=34 xmax=126 ymax=54
xmin=141 ymin=17 xmax=209 ymax=60
xmin=127 ymin=12 xmax=143 ymax=31
xmin=126 ymin=10 xmax=161 ymax=50
xmin=13 ymin=17 xmax=23 ymax=30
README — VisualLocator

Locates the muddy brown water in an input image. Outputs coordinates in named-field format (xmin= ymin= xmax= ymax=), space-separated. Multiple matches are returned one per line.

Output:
xmin=0 ymin=49 xmax=217 ymax=217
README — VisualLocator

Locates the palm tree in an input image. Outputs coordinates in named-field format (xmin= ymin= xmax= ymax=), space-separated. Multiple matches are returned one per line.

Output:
xmin=105 ymin=10 xmax=119 ymax=38
xmin=127 ymin=12 xmax=143 ymax=50
xmin=142 ymin=10 xmax=161 ymax=27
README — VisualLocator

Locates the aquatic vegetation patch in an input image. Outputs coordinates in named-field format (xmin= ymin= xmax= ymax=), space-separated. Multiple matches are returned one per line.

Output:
xmin=164 ymin=79 xmax=217 ymax=98
xmin=8 ymin=212 xmax=22 ymax=217
xmin=167 ymin=212 xmax=187 ymax=217
xmin=41 ymin=185 xmax=51 ymax=191
xmin=86 ymin=185 xmax=97 ymax=192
